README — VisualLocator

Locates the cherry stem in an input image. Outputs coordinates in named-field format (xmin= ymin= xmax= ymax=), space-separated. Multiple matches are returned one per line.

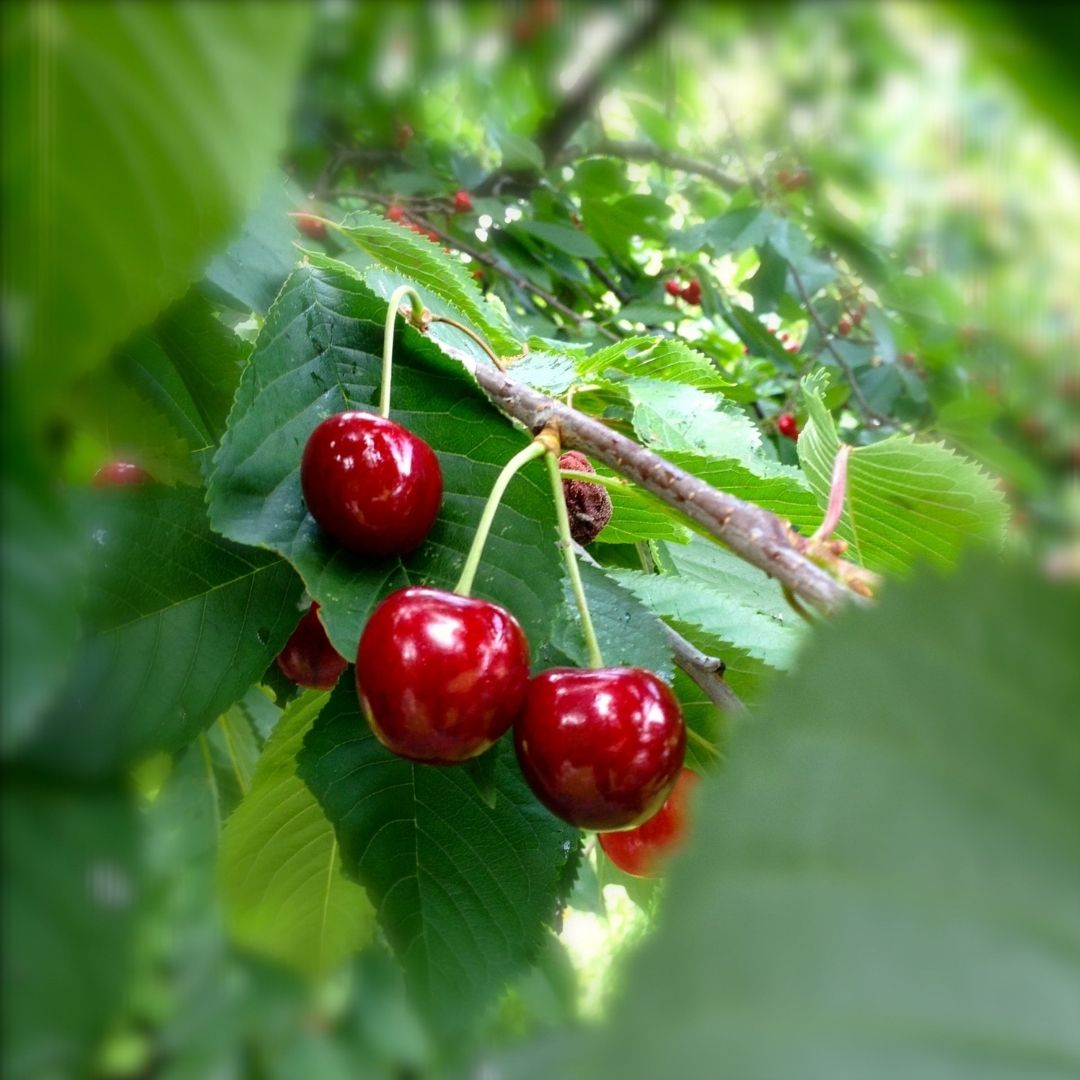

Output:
xmin=428 ymin=314 xmax=508 ymax=372
xmin=811 ymin=443 xmax=851 ymax=542
xmin=545 ymin=450 xmax=604 ymax=669
xmin=454 ymin=440 xmax=548 ymax=597
xmin=380 ymin=285 xmax=425 ymax=418
xmin=686 ymin=726 xmax=722 ymax=759
xmin=558 ymin=468 xmax=627 ymax=492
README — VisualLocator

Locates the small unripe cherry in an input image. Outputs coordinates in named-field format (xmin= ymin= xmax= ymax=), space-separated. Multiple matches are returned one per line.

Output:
xmin=558 ymin=451 xmax=613 ymax=546
xmin=295 ymin=213 xmax=327 ymax=241
xmin=275 ymin=602 xmax=347 ymax=690
xmin=837 ymin=314 xmax=853 ymax=336
xmin=387 ymin=204 xmax=405 ymax=223
xmin=777 ymin=412 xmax=799 ymax=440
xmin=598 ymin=768 xmax=699 ymax=877
xmin=452 ymin=190 xmax=473 ymax=213
xmin=665 ymin=280 xmax=683 ymax=297
xmin=680 ymin=279 xmax=702 ymax=306
xmin=92 ymin=461 xmax=151 ymax=487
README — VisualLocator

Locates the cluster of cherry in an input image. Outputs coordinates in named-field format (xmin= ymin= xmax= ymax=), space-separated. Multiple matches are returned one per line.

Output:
xmin=277 ymin=406 xmax=695 ymax=877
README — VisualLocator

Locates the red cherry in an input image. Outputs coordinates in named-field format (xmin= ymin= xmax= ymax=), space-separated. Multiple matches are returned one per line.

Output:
xmin=598 ymin=768 xmax=699 ymax=877
xmin=837 ymin=314 xmax=853 ymax=336
xmin=777 ymin=412 xmax=799 ymax=440
xmin=785 ymin=341 xmax=800 ymax=353
xmin=452 ymin=190 xmax=472 ymax=213
xmin=664 ymin=280 xmax=683 ymax=297
xmin=300 ymin=412 xmax=442 ymax=556
xmin=92 ymin=461 xmax=151 ymax=487
xmin=777 ymin=331 xmax=789 ymax=342
xmin=356 ymin=586 xmax=530 ymax=764
xmin=514 ymin=667 xmax=686 ymax=831
xmin=680 ymin=280 xmax=702 ymax=306
xmin=387 ymin=204 xmax=405 ymax=223
xmin=426 ymin=230 xmax=440 ymax=243
xmin=295 ymin=213 xmax=327 ymax=241
xmin=275 ymin=602 xmax=347 ymax=690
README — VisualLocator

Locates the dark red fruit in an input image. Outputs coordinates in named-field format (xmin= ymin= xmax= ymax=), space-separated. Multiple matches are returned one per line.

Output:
xmin=395 ymin=122 xmax=414 ymax=148
xmin=598 ymin=768 xmax=699 ymax=877
xmin=356 ymin=586 xmax=530 ymax=764
xmin=92 ymin=461 xmax=151 ymax=487
xmin=777 ymin=412 xmax=799 ymax=440
xmin=452 ymin=190 xmax=472 ymax=212
xmin=295 ymin=213 xmax=327 ymax=241
xmin=664 ymin=280 xmax=683 ymax=297
xmin=300 ymin=412 xmax=442 ymax=556
xmin=837 ymin=314 xmax=853 ymax=336
xmin=275 ymin=602 xmax=347 ymax=690
xmin=558 ymin=451 xmax=612 ymax=546
xmin=680 ymin=279 xmax=702 ymax=305
xmin=426 ymin=230 xmax=440 ymax=243
xmin=387 ymin=204 xmax=405 ymax=223
xmin=515 ymin=667 xmax=686 ymax=831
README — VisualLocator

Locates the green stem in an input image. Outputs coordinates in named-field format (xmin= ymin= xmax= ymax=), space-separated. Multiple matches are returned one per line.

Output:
xmin=558 ymin=469 xmax=627 ymax=492
xmin=455 ymin=441 xmax=548 ymax=597
xmin=686 ymin=726 xmax=722 ymax=759
xmin=546 ymin=450 xmax=604 ymax=669
xmin=380 ymin=285 xmax=425 ymax=418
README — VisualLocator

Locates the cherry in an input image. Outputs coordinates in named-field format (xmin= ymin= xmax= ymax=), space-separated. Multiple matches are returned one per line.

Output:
xmin=680 ymin=279 xmax=702 ymax=306
xmin=356 ymin=586 xmax=530 ymax=764
xmin=777 ymin=412 xmax=799 ymax=440
xmin=92 ymin=461 xmax=151 ymax=487
xmin=387 ymin=204 xmax=405 ymax=223
xmin=664 ymin=280 xmax=683 ymax=297
xmin=598 ymin=767 xmax=699 ymax=877
xmin=837 ymin=313 xmax=853 ymax=336
xmin=295 ymin=213 xmax=327 ymax=241
xmin=426 ymin=230 xmax=440 ymax=243
xmin=558 ymin=451 xmax=612 ymax=546
xmin=275 ymin=602 xmax=347 ymax=690
xmin=515 ymin=667 xmax=686 ymax=831
xmin=300 ymin=412 xmax=442 ymax=556
xmin=452 ymin=190 xmax=473 ymax=213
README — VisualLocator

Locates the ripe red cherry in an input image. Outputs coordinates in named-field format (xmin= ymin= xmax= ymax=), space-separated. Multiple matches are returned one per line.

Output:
xmin=777 ymin=412 xmax=799 ymax=440
xmin=680 ymin=279 xmax=702 ymax=305
xmin=300 ymin=412 xmax=442 ymax=556
xmin=294 ymin=213 xmax=327 ymax=241
xmin=837 ymin=313 xmax=853 ymax=336
xmin=514 ymin=667 xmax=686 ymax=831
xmin=664 ymin=279 xmax=683 ymax=297
xmin=275 ymin=602 xmax=347 ymax=690
xmin=356 ymin=586 xmax=530 ymax=764
xmin=599 ymin=768 xmax=699 ymax=877
xmin=387 ymin=204 xmax=405 ymax=223
xmin=92 ymin=461 xmax=151 ymax=487
xmin=426 ymin=230 xmax=440 ymax=243
xmin=452 ymin=190 xmax=472 ymax=212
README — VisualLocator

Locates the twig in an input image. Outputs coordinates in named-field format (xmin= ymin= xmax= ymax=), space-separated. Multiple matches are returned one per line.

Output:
xmin=664 ymin=626 xmax=747 ymax=718
xmin=585 ymin=258 xmax=632 ymax=304
xmin=584 ymin=139 xmax=742 ymax=193
xmin=429 ymin=314 xmax=508 ymax=371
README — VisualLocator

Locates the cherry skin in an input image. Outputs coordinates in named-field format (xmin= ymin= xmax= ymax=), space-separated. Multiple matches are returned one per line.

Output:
xmin=452 ymin=190 xmax=473 ymax=213
xmin=356 ymin=586 xmax=530 ymax=764
xmin=777 ymin=412 xmax=799 ymax=440
xmin=387 ymin=204 xmax=405 ymax=223
xmin=599 ymin=767 xmax=699 ymax=877
xmin=664 ymin=279 xmax=683 ymax=297
xmin=300 ymin=411 xmax=442 ymax=556
xmin=837 ymin=313 xmax=853 ymax=336
xmin=93 ymin=461 xmax=151 ymax=487
xmin=514 ymin=667 xmax=686 ymax=831
xmin=295 ymin=213 xmax=327 ymax=241
xmin=275 ymin=602 xmax=347 ymax=690
xmin=680 ymin=279 xmax=702 ymax=305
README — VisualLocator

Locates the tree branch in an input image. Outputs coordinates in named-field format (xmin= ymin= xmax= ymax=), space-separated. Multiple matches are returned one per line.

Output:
xmin=664 ymin=626 xmax=747 ymax=717
xmin=584 ymin=139 xmax=742 ymax=193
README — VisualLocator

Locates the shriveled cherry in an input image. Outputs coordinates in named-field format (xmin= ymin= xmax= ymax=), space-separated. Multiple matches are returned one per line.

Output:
xmin=515 ymin=667 xmax=686 ymax=831
xmin=680 ymin=279 xmax=702 ymax=305
xmin=452 ymin=190 xmax=473 ymax=213
xmin=295 ymin=213 xmax=327 ymax=241
xmin=275 ymin=602 xmax=347 ymax=690
xmin=558 ymin=451 xmax=612 ymax=546
xmin=777 ymin=412 xmax=799 ymax=440
xmin=599 ymin=767 xmax=699 ymax=877
xmin=93 ymin=462 xmax=151 ymax=487
xmin=356 ymin=586 xmax=530 ymax=764
xmin=300 ymin=412 xmax=442 ymax=556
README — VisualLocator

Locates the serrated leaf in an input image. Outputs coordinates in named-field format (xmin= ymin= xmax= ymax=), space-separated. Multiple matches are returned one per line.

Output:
xmin=297 ymin=679 xmax=579 ymax=1037
xmin=582 ymin=559 xmax=1080 ymax=1079
xmin=207 ymin=259 xmax=564 ymax=661
xmin=333 ymin=210 xmax=521 ymax=357
xmin=593 ymin=474 xmax=692 ymax=546
xmin=4 ymin=1 xmax=313 ymax=419
xmin=799 ymin=371 xmax=1008 ymax=574
xmin=505 ymin=351 xmax=579 ymax=395
xmin=578 ymin=337 xmax=730 ymax=393
xmin=24 ymin=485 xmax=302 ymax=777
xmin=219 ymin=690 xmax=374 ymax=978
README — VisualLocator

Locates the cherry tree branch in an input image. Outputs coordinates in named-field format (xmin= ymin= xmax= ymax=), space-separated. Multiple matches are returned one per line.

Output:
xmin=664 ymin=626 xmax=747 ymax=717
xmin=583 ymin=139 xmax=742 ymax=193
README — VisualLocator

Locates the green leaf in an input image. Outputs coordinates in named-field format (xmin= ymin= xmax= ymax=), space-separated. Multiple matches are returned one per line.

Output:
xmin=297 ymin=679 xmax=579 ymax=1037
xmin=2 ymin=1 xmax=313 ymax=419
xmin=579 ymin=337 xmax=731 ymax=393
xmin=582 ymin=558 xmax=1080 ymax=1079
xmin=512 ymin=220 xmax=604 ymax=259
xmin=495 ymin=131 xmax=545 ymax=171
xmin=593 ymin=474 xmax=692 ymax=546
xmin=799 ymin=371 xmax=1008 ymax=574
xmin=333 ymin=211 xmax=521 ymax=357
xmin=2 ymin=775 xmax=140 ymax=1080
xmin=26 ymin=485 xmax=302 ymax=776
xmin=207 ymin=259 xmax=564 ymax=661
xmin=219 ymin=690 xmax=375 ymax=977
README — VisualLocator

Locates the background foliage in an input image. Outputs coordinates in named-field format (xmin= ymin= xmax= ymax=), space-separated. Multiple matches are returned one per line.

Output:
xmin=2 ymin=2 xmax=1078 ymax=1078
